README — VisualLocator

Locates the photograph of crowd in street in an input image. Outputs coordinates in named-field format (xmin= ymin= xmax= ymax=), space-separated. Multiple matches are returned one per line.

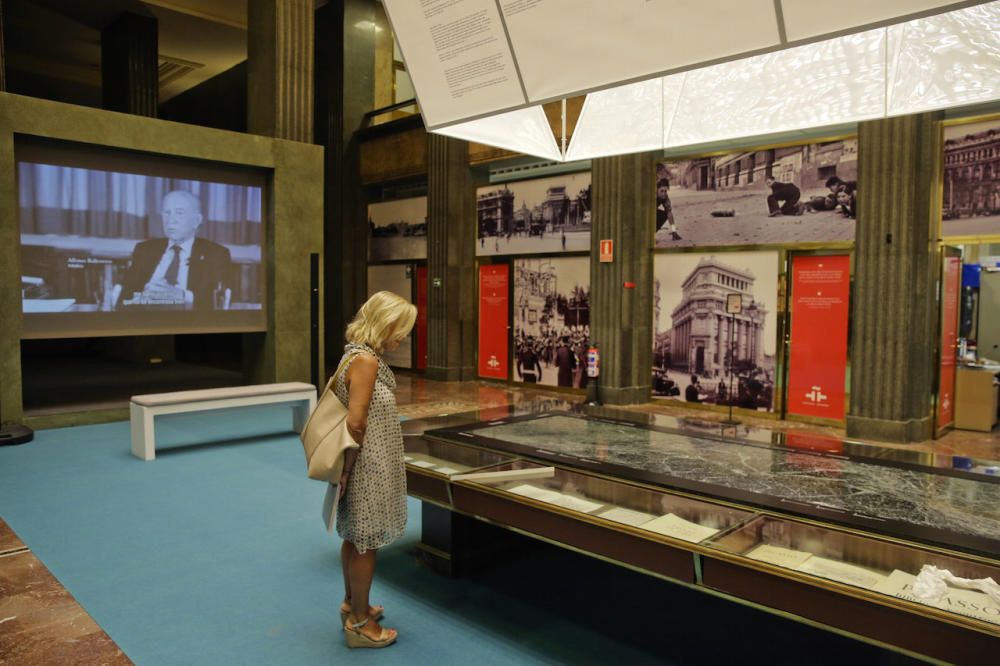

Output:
xmin=368 ymin=196 xmax=427 ymax=262
xmin=942 ymin=117 xmax=1000 ymax=238
xmin=655 ymin=139 xmax=857 ymax=248
xmin=477 ymin=172 xmax=591 ymax=256
xmin=652 ymin=251 xmax=779 ymax=411
xmin=512 ymin=257 xmax=590 ymax=388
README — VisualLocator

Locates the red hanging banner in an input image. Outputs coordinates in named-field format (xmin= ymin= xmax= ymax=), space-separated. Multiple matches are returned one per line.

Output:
xmin=416 ymin=266 xmax=428 ymax=370
xmin=937 ymin=255 xmax=961 ymax=429
xmin=478 ymin=264 xmax=509 ymax=379
xmin=786 ymin=255 xmax=851 ymax=420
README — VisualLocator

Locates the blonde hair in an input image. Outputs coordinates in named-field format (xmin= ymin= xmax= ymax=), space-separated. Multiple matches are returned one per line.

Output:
xmin=345 ymin=291 xmax=417 ymax=353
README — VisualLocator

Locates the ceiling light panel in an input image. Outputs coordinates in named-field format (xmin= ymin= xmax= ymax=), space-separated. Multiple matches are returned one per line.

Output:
xmin=779 ymin=0 xmax=975 ymax=42
xmin=886 ymin=1 xmax=1000 ymax=116
xmin=667 ymin=29 xmax=887 ymax=148
xmin=564 ymin=78 xmax=663 ymax=162
xmin=433 ymin=106 xmax=563 ymax=162
xmin=500 ymin=0 xmax=780 ymax=103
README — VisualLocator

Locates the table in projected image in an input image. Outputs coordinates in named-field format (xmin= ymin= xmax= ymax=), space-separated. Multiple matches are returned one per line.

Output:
xmin=426 ymin=413 xmax=1000 ymax=557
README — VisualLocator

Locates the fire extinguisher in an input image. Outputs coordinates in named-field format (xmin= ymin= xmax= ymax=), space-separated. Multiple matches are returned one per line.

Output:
xmin=586 ymin=343 xmax=601 ymax=406
xmin=586 ymin=344 xmax=600 ymax=378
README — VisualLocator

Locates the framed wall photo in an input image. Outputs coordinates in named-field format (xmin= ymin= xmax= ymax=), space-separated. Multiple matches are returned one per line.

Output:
xmin=368 ymin=196 xmax=427 ymax=262
xmin=655 ymin=139 xmax=857 ymax=248
xmin=942 ymin=117 xmax=1000 ymax=239
xmin=477 ymin=172 xmax=591 ymax=256
xmin=512 ymin=256 xmax=590 ymax=388
xmin=652 ymin=251 xmax=779 ymax=411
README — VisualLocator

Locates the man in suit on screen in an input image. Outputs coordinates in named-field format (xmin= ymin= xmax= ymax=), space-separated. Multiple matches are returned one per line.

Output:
xmin=118 ymin=189 xmax=232 ymax=310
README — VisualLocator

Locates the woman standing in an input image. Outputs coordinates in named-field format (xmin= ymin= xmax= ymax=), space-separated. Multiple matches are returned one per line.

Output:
xmin=334 ymin=291 xmax=416 ymax=649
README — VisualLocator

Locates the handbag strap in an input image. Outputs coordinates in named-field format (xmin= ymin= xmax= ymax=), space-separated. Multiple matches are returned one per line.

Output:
xmin=326 ymin=351 xmax=363 ymax=390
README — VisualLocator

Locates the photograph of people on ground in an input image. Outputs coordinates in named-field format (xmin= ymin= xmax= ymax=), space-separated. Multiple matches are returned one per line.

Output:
xmin=655 ymin=139 xmax=858 ymax=247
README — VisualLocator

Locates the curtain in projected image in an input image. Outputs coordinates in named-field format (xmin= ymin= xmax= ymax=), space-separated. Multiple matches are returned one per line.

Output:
xmin=18 ymin=163 xmax=262 ymax=246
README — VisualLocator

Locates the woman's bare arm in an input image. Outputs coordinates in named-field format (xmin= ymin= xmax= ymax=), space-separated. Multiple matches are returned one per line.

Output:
xmin=345 ymin=354 xmax=378 ymax=446
xmin=339 ymin=354 xmax=378 ymax=494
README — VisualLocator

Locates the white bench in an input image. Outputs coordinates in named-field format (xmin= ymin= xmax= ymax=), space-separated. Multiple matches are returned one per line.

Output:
xmin=130 ymin=382 xmax=317 ymax=460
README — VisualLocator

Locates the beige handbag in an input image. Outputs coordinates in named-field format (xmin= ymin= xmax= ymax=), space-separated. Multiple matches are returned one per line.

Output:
xmin=300 ymin=354 xmax=360 ymax=482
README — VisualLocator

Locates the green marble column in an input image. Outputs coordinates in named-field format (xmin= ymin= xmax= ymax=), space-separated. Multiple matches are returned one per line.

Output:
xmin=315 ymin=0 xmax=375 ymax=365
xmin=590 ymin=152 xmax=655 ymax=404
xmin=247 ymin=0 xmax=314 ymax=142
xmin=101 ymin=13 xmax=158 ymax=117
xmin=426 ymin=134 xmax=476 ymax=381
xmin=847 ymin=112 xmax=942 ymax=443
xmin=244 ymin=0 xmax=321 ymax=385
xmin=0 ymin=0 xmax=6 ymax=93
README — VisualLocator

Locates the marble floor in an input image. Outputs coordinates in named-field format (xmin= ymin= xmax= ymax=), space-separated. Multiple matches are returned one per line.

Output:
xmin=4 ymin=373 xmax=997 ymax=662
xmin=0 ymin=519 xmax=130 ymax=665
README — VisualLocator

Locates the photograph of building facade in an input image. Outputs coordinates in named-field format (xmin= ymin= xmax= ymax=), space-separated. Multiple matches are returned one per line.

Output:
xmin=942 ymin=118 xmax=1000 ymax=237
xmin=653 ymin=252 xmax=778 ymax=410
xmin=513 ymin=256 xmax=590 ymax=388
xmin=477 ymin=172 xmax=591 ymax=256
xmin=656 ymin=139 xmax=857 ymax=248
xmin=368 ymin=196 xmax=427 ymax=261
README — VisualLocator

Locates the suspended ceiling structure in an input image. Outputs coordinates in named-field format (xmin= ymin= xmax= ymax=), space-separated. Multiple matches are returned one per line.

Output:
xmin=382 ymin=0 xmax=1000 ymax=161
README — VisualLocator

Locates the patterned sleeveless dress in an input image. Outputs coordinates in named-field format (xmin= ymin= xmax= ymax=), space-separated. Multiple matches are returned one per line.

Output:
xmin=333 ymin=343 xmax=407 ymax=552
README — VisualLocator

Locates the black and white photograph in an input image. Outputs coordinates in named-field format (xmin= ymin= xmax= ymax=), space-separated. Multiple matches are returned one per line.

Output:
xmin=652 ymin=251 xmax=779 ymax=411
xmin=18 ymin=162 xmax=264 ymax=315
xmin=942 ymin=117 xmax=1000 ymax=238
xmin=655 ymin=139 xmax=857 ymax=248
xmin=478 ymin=173 xmax=591 ymax=256
xmin=512 ymin=256 xmax=590 ymax=388
xmin=368 ymin=196 xmax=427 ymax=262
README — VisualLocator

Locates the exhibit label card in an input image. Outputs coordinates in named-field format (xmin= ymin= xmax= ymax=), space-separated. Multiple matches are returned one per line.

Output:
xmin=544 ymin=493 xmax=604 ymax=515
xmin=796 ymin=556 xmax=887 ymax=590
xmin=640 ymin=513 xmax=719 ymax=543
xmin=745 ymin=544 xmax=815 ymax=568
xmin=873 ymin=570 xmax=1000 ymax=626
xmin=507 ymin=484 xmax=562 ymax=502
xmin=597 ymin=506 xmax=659 ymax=527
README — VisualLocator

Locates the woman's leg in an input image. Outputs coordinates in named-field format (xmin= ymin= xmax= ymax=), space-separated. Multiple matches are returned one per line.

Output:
xmin=341 ymin=540 xmax=354 ymax=605
xmin=348 ymin=546 xmax=395 ymax=640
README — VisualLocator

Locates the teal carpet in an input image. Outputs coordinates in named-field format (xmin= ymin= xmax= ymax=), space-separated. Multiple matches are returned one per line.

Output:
xmin=0 ymin=407 xmax=920 ymax=665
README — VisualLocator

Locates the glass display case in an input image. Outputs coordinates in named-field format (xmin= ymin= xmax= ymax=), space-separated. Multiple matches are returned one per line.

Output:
xmin=403 ymin=434 xmax=514 ymax=505
xmin=450 ymin=460 xmax=756 ymax=582
xmin=408 ymin=408 xmax=999 ymax=663
xmin=707 ymin=515 xmax=1000 ymax=628
xmin=700 ymin=515 xmax=999 ymax=664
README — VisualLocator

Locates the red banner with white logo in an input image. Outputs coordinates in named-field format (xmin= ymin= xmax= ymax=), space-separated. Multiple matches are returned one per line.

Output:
xmin=937 ymin=255 xmax=961 ymax=429
xmin=787 ymin=255 xmax=850 ymax=420
xmin=479 ymin=264 xmax=509 ymax=379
